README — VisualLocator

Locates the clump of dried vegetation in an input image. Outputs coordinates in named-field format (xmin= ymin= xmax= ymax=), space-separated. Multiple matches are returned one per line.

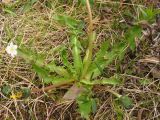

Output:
xmin=0 ymin=0 xmax=160 ymax=120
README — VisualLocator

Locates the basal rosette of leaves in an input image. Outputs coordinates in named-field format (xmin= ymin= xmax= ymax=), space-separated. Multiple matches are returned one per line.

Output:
xmin=3 ymin=1 xmax=158 ymax=119
xmin=4 ymin=19 xmax=131 ymax=119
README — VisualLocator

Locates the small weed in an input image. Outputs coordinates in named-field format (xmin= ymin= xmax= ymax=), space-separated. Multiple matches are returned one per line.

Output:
xmin=0 ymin=0 xmax=159 ymax=120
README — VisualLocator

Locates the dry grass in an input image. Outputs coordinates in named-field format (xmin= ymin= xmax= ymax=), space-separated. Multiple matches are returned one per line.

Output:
xmin=0 ymin=0 xmax=160 ymax=120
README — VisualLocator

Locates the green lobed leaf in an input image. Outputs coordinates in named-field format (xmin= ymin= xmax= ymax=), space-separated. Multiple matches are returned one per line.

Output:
xmin=91 ymin=99 xmax=97 ymax=114
xmin=46 ymin=61 xmax=70 ymax=77
xmin=77 ymin=94 xmax=93 ymax=119
xmin=113 ymin=100 xmax=124 ymax=120
xmin=32 ymin=64 xmax=72 ymax=84
xmin=118 ymin=95 xmax=133 ymax=109
xmin=78 ymin=100 xmax=92 ymax=119
xmin=43 ymin=76 xmax=72 ymax=84
xmin=81 ymin=74 xmax=121 ymax=85
xmin=1 ymin=85 xmax=12 ymax=96
xmin=49 ymin=44 xmax=65 ymax=54
xmin=82 ymin=32 xmax=96 ymax=78
xmin=18 ymin=47 xmax=70 ymax=82
xmin=94 ymin=40 xmax=110 ymax=63
xmin=71 ymin=35 xmax=83 ymax=77
xmin=91 ymin=40 xmax=110 ymax=76
xmin=32 ymin=64 xmax=49 ymax=79
xmin=22 ymin=87 xmax=31 ymax=98
xmin=53 ymin=15 xmax=81 ymax=29
xmin=100 ymin=77 xmax=121 ymax=85
xmin=18 ymin=48 xmax=45 ymax=67
xmin=60 ymin=48 xmax=74 ymax=74
xmin=86 ymin=42 xmax=127 ymax=79
xmin=125 ymin=25 xmax=142 ymax=51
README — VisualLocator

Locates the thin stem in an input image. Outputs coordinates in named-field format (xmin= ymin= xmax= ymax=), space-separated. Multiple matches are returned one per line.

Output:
xmin=31 ymin=80 xmax=74 ymax=93
xmin=81 ymin=0 xmax=95 ymax=78
xmin=86 ymin=0 xmax=93 ymax=34
xmin=106 ymin=89 xmax=121 ymax=98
